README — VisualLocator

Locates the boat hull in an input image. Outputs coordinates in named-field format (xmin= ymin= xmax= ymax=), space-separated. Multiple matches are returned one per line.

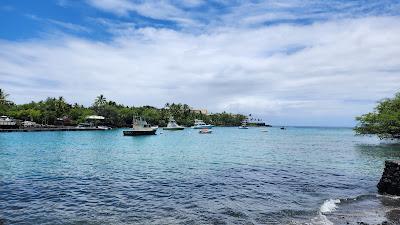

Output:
xmin=192 ymin=125 xmax=213 ymax=129
xmin=199 ymin=130 xmax=212 ymax=134
xmin=163 ymin=127 xmax=184 ymax=130
xmin=97 ymin=126 xmax=112 ymax=130
xmin=238 ymin=126 xmax=248 ymax=129
xmin=123 ymin=130 xmax=157 ymax=136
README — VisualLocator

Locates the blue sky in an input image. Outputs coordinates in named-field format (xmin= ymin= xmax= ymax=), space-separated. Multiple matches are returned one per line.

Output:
xmin=1 ymin=0 xmax=400 ymax=126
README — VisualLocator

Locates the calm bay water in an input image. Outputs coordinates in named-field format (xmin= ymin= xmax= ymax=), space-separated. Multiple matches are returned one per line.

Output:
xmin=1 ymin=127 xmax=400 ymax=224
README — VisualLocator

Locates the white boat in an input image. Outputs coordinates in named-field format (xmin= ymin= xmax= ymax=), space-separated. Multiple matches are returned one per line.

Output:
xmin=22 ymin=121 xmax=38 ymax=128
xmin=192 ymin=119 xmax=214 ymax=129
xmin=238 ymin=120 xmax=249 ymax=129
xmin=123 ymin=117 xmax=157 ymax=136
xmin=163 ymin=117 xmax=184 ymax=130
xmin=76 ymin=123 xmax=92 ymax=128
xmin=0 ymin=116 xmax=18 ymax=129
xmin=199 ymin=128 xmax=212 ymax=134
xmin=97 ymin=125 xmax=112 ymax=130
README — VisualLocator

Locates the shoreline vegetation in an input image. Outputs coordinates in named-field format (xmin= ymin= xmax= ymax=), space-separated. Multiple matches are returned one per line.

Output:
xmin=0 ymin=89 xmax=246 ymax=128
xmin=353 ymin=92 xmax=400 ymax=225
xmin=355 ymin=92 xmax=400 ymax=140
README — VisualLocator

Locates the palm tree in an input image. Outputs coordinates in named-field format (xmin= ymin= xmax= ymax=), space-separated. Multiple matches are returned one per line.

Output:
xmin=0 ymin=89 xmax=10 ymax=104
xmin=94 ymin=94 xmax=107 ymax=107
xmin=56 ymin=96 xmax=68 ymax=117
xmin=183 ymin=104 xmax=190 ymax=116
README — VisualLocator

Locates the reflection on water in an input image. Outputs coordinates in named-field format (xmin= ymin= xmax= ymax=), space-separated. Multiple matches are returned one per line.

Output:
xmin=356 ymin=143 xmax=400 ymax=159
xmin=354 ymin=143 xmax=400 ymax=176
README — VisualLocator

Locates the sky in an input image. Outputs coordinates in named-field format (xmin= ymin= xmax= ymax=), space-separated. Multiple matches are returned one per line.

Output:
xmin=1 ymin=0 xmax=400 ymax=126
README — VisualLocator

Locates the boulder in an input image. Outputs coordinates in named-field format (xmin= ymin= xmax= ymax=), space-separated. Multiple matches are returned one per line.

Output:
xmin=378 ymin=160 xmax=400 ymax=195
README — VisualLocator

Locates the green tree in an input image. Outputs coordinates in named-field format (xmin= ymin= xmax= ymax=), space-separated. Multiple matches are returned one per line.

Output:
xmin=55 ymin=96 xmax=70 ymax=118
xmin=355 ymin=92 xmax=400 ymax=139
xmin=0 ymin=89 xmax=9 ymax=104
xmin=0 ymin=89 xmax=246 ymax=127
xmin=0 ymin=89 xmax=12 ymax=115
xmin=94 ymin=94 xmax=107 ymax=107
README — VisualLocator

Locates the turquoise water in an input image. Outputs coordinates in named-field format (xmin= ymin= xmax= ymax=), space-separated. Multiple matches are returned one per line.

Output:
xmin=1 ymin=127 xmax=400 ymax=224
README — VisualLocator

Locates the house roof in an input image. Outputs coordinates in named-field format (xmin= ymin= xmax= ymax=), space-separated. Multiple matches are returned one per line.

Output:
xmin=86 ymin=115 xmax=105 ymax=120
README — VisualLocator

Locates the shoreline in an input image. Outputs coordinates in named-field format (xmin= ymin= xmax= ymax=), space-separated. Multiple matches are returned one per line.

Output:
xmin=297 ymin=194 xmax=400 ymax=225
xmin=0 ymin=127 xmax=106 ymax=132
xmin=0 ymin=125 xmax=273 ymax=133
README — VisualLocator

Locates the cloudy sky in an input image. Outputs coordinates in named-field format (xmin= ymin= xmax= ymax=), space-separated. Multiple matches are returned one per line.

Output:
xmin=1 ymin=0 xmax=400 ymax=126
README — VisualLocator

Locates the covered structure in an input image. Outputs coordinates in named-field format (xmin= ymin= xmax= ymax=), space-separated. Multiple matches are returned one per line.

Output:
xmin=85 ymin=115 xmax=105 ymax=127
xmin=86 ymin=115 xmax=105 ymax=120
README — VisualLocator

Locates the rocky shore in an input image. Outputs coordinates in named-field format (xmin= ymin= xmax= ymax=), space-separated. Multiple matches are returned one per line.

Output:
xmin=356 ymin=222 xmax=390 ymax=225
xmin=319 ymin=161 xmax=400 ymax=225
xmin=378 ymin=160 xmax=400 ymax=195
xmin=353 ymin=160 xmax=400 ymax=225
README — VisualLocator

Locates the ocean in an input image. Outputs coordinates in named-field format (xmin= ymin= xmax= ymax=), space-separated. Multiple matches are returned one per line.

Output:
xmin=0 ymin=127 xmax=399 ymax=224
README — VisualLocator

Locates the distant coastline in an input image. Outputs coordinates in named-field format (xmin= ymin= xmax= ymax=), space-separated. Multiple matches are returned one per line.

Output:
xmin=0 ymin=92 xmax=250 ymax=128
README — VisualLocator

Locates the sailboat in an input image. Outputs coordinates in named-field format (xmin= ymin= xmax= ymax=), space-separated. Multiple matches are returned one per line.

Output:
xmin=123 ymin=116 xmax=157 ymax=136
xmin=163 ymin=117 xmax=184 ymax=130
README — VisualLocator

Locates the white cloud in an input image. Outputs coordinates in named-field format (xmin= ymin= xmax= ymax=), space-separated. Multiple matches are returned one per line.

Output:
xmin=86 ymin=0 xmax=197 ymax=26
xmin=1 ymin=17 xmax=400 ymax=126
xmin=26 ymin=14 xmax=91 ymax=33
xmin=84 ymin=0 xmax=400 ymax=29
xmin=86 ymin=0 xmax=135 ymax=16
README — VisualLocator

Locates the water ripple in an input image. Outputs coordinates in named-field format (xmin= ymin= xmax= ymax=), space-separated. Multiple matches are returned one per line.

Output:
xmin=0 ymin=127 xmax=397 ymax=224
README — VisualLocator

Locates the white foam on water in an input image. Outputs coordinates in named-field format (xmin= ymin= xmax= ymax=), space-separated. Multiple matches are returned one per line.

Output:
xmin=376 ymin=193 xmax=400 ymax=199
xmin=309 ymin=214 xmax=334 ymax=225
xmin=320 ymin=199 xmax=341 ymax=214
xmin=297 ymin=199 xmax=341 ymax=225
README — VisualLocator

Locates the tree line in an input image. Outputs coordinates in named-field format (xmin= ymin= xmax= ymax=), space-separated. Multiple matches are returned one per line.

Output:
xmin=0 ymin=89 xmax=246 ymax=127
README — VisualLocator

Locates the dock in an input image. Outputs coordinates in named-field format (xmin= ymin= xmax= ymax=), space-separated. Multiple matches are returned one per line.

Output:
xmin=0 ymin=127 xmax=106 ymax=133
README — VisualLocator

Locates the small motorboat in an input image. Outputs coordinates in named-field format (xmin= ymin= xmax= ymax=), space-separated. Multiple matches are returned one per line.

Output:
xmin=97 ymin=125 xmax=112 ymax=130
xmin=192 ymin=119 xmax=214 ymax=129
xmin=76 ymin=122 xmax=91 ymax=128
xmin=260 ymin=129 xmax=268 ymax=132
xmin=0 ymin=116 xmax=18 ymax=129
xmin=123 ymin=117 xmax=157 ymax=136
xmin=199 ymin=128 xmax=212 ymax=134
xmin=280 ymin=127 xmax=286 ymax=130
xmin=163 ymin=117 xmax=184 ymax=130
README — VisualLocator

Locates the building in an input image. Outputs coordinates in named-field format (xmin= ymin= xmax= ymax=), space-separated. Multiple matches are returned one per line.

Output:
xmin=189 ymin=108 xmax=208 ymax=115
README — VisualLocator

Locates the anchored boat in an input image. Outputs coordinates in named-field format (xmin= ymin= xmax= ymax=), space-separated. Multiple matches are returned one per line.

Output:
xmin=238 ymin=120 xmax=249 ymax=129
xmin=192 ymin=119 xmax=214 ymax=129
xmin=0 ymin=116 xmax=18 ymax=129
xmin=163 ymin=117 xmax=184 ymax=130
xmin=123 ymin=117 xmax=157 ymax=136
xmin=199 ymin=128 xmax=212 ymax=134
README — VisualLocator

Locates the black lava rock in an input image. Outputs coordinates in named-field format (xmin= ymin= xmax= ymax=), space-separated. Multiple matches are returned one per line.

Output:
xmin=377 ymin=161 xmax=400 ymax=195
